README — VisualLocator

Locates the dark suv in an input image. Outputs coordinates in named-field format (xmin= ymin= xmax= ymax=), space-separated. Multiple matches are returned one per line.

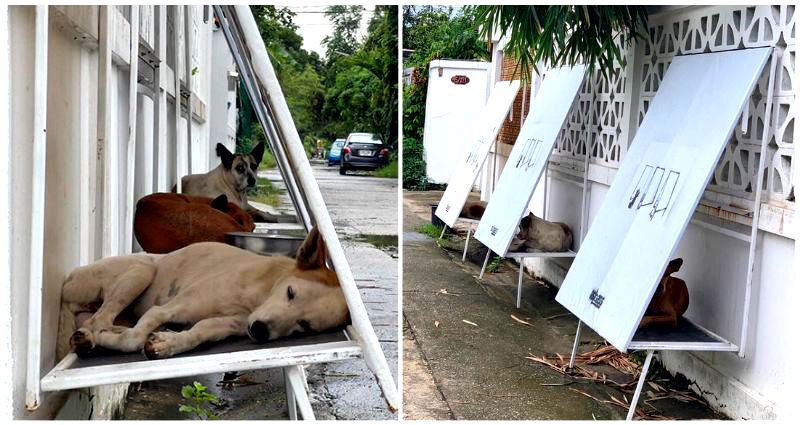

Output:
xmin=339 ymin=133 xmax=389 ymax=175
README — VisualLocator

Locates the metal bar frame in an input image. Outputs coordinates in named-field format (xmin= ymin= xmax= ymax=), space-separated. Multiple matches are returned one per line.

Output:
xmin=24 ymin=5 xmax=49 ymax=411
xmin=183 ymin=5 xmax=193 ymax=175
xmin=739 ymin=49 xmax=777 ymax=358
xmin=123 ymin=6 xmax=139 ymax=254
xmin=214 ymin=5 xmax=398 ymax=411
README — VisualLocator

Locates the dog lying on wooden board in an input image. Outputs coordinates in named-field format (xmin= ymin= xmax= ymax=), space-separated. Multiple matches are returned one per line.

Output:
xmin=460 ymin=201 xmax=573 ymax=252
xmin=175 ymin=142 xmax=292 ymax=224
xmin=57 ymin=227 xmax=349 ymax=360
xmin=638 ymin=258 xmax=689 ymax=328
xmin=134 ymin=192 xmax=255 ymax=254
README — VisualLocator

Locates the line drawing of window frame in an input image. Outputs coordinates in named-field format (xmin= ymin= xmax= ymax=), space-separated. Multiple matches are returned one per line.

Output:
xmin=649 ymin=170 xmax=680 ymax=219
xmin=465 ymin=139 xmax=487 ymax=171
xmin=515 ymin=137 xmax=544 ymax=172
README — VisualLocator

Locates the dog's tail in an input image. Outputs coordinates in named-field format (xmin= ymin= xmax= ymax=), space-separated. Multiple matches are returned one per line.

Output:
xmin=56 ymin=302 xmax=76 ymax=361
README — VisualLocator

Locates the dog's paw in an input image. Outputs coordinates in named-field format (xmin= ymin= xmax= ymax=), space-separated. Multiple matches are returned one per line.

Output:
xmin=143 ymin=332 xmax=178 ymax=360
xmin=70 ymin=329 xmax=95 ymax=357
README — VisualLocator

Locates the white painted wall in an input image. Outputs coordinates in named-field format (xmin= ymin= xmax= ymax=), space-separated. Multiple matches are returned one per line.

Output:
xmin=2 ymin=5 xmax=238 ymax=419
xmin=423 ymin=59 xmax=489 ymax=184
xmin=482 ymin=5 xmax=796 ymax=420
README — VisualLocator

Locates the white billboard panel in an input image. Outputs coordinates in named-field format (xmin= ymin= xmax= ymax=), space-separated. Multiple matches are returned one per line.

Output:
xmin=475 ymin=65 xmax=586 ymax=255
xmin=554 ymin=48 xmax=771 ymax=351
xmin=435 ymin=80 xmax=521 ymax=227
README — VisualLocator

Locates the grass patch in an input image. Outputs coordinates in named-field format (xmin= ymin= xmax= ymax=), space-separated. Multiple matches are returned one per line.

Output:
xmin=374 ymin=159 xmax=398 ymax=178
xmin=258 ymin=149 xmax=277 ymax=171
xmin=247 ymin=177 xmax=284 ymax=207
xmin=418 ymin=222 xmax=445 ymax=239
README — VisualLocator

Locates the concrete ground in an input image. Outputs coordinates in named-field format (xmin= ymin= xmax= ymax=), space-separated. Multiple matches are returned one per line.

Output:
xmin=123 ymin=162 xmax=398 ymax=420
xmin=402 ymin=190 xmax=726 ymax=420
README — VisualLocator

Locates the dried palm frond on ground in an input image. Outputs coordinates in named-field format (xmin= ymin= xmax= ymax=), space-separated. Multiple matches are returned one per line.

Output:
xmin=527 ymin=344 xmax=709 ymax=420
xmin=525 ymin=344 xmax=640 ymax=389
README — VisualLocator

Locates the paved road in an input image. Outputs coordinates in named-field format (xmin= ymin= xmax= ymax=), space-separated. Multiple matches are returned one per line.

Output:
xmin=124 ymin=163 xmax=398 ymax=420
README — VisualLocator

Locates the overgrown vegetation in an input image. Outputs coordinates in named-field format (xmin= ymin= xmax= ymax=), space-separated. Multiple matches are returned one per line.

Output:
xmin=418 ymin=222 xmax=445 ymax=239
xmin=402 ymin=7 xmax=489 ymax=190
xmin=240 ymin=6 xmax=398 ymax=163
xmin=247 ymin=176 xmax=284 ymax=207
xmin=375 ymin=159 xmax=398 ymax=178
xmin=178 ymin=381 xmax=224 ymax=420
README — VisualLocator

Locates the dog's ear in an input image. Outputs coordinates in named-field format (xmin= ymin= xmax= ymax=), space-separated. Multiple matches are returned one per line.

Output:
xmin=519 ymin=213 xmax=532 ymax=230
xmin=216 ymin=143 xmax=235 ymax=169
xmin=210 ymin=194 xmax=230 ymax=213
xmin=666 ymin=258 xmax=683 ymax=274
xmin=296 ymin=226 xmax=328 ymax=270
xmin=250 ymin=142 xmax=265 ymax=166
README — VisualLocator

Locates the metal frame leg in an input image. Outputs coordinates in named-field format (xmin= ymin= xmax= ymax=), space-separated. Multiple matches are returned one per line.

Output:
xmin=626 ymin=350 xmax=655 ymax=421
xmin=439 ymin=225 xmax=447 ymax=240
xmin=516 ymin=261 xmax=524 ymax=308
xmin=479 ymin=250 xmax=492 ymax=279
xmin=568 ymin=321 xmax=583 ymax=370
xmin=462 ymin=226 xmax=472 ymax=262
xmin=283 ymin=365 xmax=315 ymax=420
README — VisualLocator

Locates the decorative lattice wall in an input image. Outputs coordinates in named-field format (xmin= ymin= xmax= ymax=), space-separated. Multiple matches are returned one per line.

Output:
xmin=639 ymin=5 xmax=795 ymax=202
xmin=553 ymin=39 xmax=629 ymax=168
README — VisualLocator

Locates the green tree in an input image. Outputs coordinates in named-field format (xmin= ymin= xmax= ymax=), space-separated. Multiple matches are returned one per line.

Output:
xmin=467 ymin=6 xmax=649 ymax=81
xmin=322 ymin=6 xmax=365 ymax=60
xmin=402 ymin=7 xmax=488 ymax=190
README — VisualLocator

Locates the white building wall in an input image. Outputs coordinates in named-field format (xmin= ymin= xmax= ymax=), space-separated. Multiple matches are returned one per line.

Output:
xmin=422 ymin=59 xmax=490 ymax=184
xmin=484 ymin=5 xmax=795 ymax=419
xmin=2 ymin=5 xmax=237 ymax=419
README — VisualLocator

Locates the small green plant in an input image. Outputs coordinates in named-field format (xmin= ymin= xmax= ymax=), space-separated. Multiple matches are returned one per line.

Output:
xmin=418 ymin=222 xmax=445 ymax=239
xmin=179 ymin=381 xmax=223 ymax=420
xmin=486 ymin=255 xmax=503 ymax=273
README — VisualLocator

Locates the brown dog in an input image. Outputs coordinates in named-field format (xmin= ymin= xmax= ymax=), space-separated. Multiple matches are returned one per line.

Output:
xmin=460 ymin=201 xmax=488 ymax=220
xmin=57 ymin=227 xmax=349 ymax=360
xmin=639 ymin=258 xmax=689 ymax=328
xmin=134 ymin=192 xmax=255 ymax=254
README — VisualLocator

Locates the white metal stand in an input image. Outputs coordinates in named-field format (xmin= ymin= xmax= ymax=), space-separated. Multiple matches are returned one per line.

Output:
xmin=28 ymin=6 xmax=398 ymax=418
xmin=478 ymin=167 xmax=589 ymax=309
xmin=438 ymin=217 xmax=480 ymax=262
xmin=565 ymin=49 xmax=777 ymax=420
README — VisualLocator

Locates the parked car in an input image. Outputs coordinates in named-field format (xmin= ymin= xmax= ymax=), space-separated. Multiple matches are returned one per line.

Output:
xmin=339 ymin=133 xmax=389 ymax=175
xmin=328 ymin=139 xmax=346 ymax=166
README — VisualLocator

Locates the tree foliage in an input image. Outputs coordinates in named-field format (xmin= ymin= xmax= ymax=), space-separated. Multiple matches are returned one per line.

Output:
xmin=402 ymin=6 xmax=488 ymax=190
xmin=467 ymin=6 xmax=648 ymax=82
xmin=245 ymin=6 xmax=397 ymax=160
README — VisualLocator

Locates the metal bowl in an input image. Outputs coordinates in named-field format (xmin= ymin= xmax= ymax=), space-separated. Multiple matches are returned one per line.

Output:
xmin=226 ymin=232 xmax=305 ymax=257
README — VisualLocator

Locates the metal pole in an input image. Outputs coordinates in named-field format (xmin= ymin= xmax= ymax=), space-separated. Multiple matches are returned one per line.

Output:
xmin=124 ymin=6 xmax=140 ymax=254
xmin=626 ymin=350 xmax=654 ymax=421
xmin=462 ymin=226 xmax=471 ymax=262
xmin=568 ymin=321 xmax=582 ymax=369
xmin=516 ymin=261 xmax=524 ymax=308
xmin=173 ymin=6 xmax=183 ymax=193
xmin=439 ymin=224 xmax=447 ymax=240
xmin=739 ymin=49 xmax=777 ymax=358
xmin=183 ymin=5 xmax=193 ymax=175
xmin=214 ymin=6 xmax=310 ymax=227
xmin=98 ymin=6 xmax=115 ymax=256
xmin=25 ymin=5 xmax=49 ymax=411
xmin=283 ymin=368 xmax=297 ymax=420
xmin=479 ymin=250 xmax=491 ymax=279
xmin=284 ymin=365 xmax=315 ymax=420
xmin=223 ymin=6 xmax=399 ymax=410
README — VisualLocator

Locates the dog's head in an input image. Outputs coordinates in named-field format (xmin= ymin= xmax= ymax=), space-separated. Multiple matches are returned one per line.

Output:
xmin=246 ymin=226 xmax=349 ymax=342
xmin=508 ymin=213 xmax=535 ymax=251
xmin=209 ymin=194 xmax=255 ymax=231
xmin=217 ymin=142 xmax=265 ymax=191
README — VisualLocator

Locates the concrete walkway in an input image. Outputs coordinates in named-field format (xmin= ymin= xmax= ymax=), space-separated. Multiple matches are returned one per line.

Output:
xmin=402 ymin=190 xmax=725 ymax=420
